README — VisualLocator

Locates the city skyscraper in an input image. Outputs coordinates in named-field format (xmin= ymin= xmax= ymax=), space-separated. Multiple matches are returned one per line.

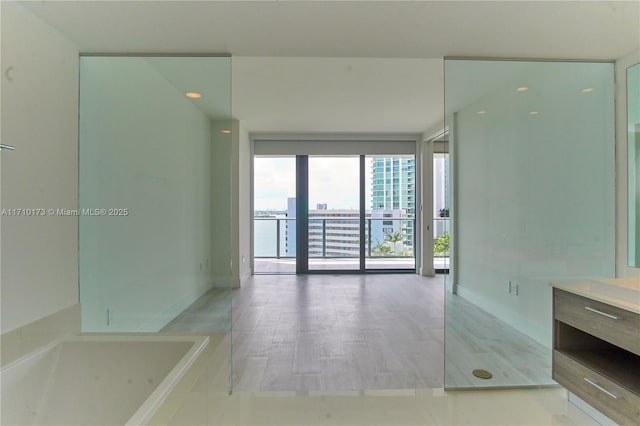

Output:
xmin=371 ymin=157 xmax=415 ymax=214
xmin=370 ymin=157 xmax=415 ymax=250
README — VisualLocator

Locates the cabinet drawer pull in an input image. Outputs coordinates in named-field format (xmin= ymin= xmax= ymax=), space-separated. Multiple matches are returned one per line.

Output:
xmin=584 ymin=378 xmax=619 ymax=399
xmin=584 ymin=306 xmax=620 ymax=320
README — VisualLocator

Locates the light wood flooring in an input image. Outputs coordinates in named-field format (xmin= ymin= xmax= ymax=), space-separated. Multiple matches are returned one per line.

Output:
xmin=444 ymin=292 xmax=554 ymax=388
xmin=231 ymin=274 xmax=445 ymax=391
xmin=162 ymin=287 xmax=231 ymax=333
xmin=163 ymin=274 xmax=553 ymax=392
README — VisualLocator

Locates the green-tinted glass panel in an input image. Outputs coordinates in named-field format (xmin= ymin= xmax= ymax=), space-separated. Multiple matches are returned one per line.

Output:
xmin=79 ymin=56 xmax=233 ymax=395
xmin=628 ymin=63 xmax=640 ymax=266
xmin=444 ymin=59 xmax=615 ymax=389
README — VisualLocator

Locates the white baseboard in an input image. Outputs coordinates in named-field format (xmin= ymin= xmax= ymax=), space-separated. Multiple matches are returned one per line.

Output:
xmin=446 ymin=279 xmax=457 ymax=294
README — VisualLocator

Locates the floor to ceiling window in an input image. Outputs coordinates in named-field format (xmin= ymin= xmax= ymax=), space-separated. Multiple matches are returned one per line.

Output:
xmin=366 ymin=155 xmax=416 ymax=271
xmin=433 ymin=143 xmax=450 ymax=273
xmin=253 ymin=156 xmax=296 ymax=274
xmin=307 ymin=156 xmax=361 ymax=271
xmin=252 ymin=137 xmax=421 ymax=274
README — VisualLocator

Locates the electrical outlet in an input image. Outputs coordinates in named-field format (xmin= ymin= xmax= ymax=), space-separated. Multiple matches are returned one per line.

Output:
xmin=505 ymin=280 xmax=512 ymax=293
xmin=242 ymin=256 xmax=246 ymax=264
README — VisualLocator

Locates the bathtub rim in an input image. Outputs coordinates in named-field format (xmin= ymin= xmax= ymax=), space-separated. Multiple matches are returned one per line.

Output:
xmin=0 ymin=333 xmax=210 ymax=426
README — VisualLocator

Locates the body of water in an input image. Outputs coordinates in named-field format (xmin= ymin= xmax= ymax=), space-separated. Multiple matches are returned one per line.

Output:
xmin=254 ymin=216 xmax=291 ymax=257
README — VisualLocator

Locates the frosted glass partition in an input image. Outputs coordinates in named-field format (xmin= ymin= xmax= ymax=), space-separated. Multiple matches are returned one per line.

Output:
xmin=628 ymin=63 xmax=640 ymax=266
xmin=444 ymin=59 xmax=615 ymax=388
xmin=79 ymin=56 xmax=232 ymax=397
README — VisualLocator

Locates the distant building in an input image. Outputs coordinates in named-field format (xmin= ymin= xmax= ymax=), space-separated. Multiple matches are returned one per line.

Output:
xmin=283 ymin=155 xmax=419 ymax=259
xmin=370 ymin=157 xmax=415 ymax=250
xmin=371 ymin=157 xmax=415 ymax=214
xmin=433 ymin=154 xmax=449 ymax=238
xmin=286 ymin=198 xmax=370 ymax=257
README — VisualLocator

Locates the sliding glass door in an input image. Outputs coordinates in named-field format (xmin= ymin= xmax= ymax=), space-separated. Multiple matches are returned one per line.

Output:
xmin=253 ymin=156 xmax=296 ymax=274
xmin=307 ymin=156 xmax=362 ymax=271
xmin=252 ymin=137 xmax=420 ymax=275
xmin=298 ymin=154 xmax=416 ymax=273
xmin=366 ymin=156 xmax=416 ymax=271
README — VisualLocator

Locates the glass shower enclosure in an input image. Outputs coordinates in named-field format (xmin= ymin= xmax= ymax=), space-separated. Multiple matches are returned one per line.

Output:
xmin=79 ymin=55 xmax=233 ymax=418
xmin=444 ymin=59 xmax=616 ymax=388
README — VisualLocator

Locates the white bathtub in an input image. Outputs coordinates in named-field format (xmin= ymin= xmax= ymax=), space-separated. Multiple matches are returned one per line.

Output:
xmin=0 ymin=334 xmax=208 ymax=425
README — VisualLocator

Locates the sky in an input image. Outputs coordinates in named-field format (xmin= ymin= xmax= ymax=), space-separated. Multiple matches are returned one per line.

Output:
xmin=254 ymin=157 xmax=372 ymax=211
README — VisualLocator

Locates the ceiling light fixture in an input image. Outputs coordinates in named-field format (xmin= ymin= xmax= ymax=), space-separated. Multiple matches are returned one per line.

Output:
xmin=477 ymin=110 xmax=488 ymax=115
xmin=581 ymin=88 xmax=594 ymax=93
xmin=185 ymin=92 xmax=202 ymax=99
xmin=516 ymin=87 xmax=529 ymax=92
xmin=529 ymin=111 xmax=539 ymax=115
xmin=221 ymin=129 xmax=232 ymax=134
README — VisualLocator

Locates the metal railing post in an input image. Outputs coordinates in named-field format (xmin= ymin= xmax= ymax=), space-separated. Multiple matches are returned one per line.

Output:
xmin=276 ymin=219 xmax=281 ymax=259
xmin=367 ymin=219 xmax=372 ymax=257
xmin=413 ymin=218 xmax=416 ymax=260
xmin=322 ymin=219 xmax=327 ymax=257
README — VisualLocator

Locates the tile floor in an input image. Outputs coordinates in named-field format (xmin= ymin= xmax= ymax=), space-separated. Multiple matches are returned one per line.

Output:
xmin=444 ymin=292 xmax=554 ymax=388
xmin=170 ymin=387 xmax=601 ymax=426
xmin=162 ymin=273 xmax=592 ymax=425
xmin=164 ymin=274 xmax=553 ymax=391
xmin=231 ymin=274 xmax=554 ymax=391
xmin=231 ymin=274 xmax=445 ymax=391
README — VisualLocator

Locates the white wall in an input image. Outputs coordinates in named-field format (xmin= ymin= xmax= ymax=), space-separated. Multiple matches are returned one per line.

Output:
xmin=211 ymin=119 xmax=251 ymax=286
xmin=615 ymin=49 xmax=640 ymax=279
xmin=0 ymin=2 xmax=79 ymax=333
xmin=237 ymin=121 xmax=252 ymax=282
xmin=450 ymin=60 xmax=616 ymax=347
xmin=79 ymin=58 xmax=215 ymax=331
xmin=209 ymin=120 xmax=234 ymax=287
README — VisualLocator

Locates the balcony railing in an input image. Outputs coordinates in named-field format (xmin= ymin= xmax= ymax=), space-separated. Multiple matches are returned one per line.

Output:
xmin=254 ymin=217 xmax=293 ymax=258
xmin=254 ymin=217 xmax=415 ymax=259
xmin=433 ymin=217 xmax=450 ymax=270
xmin=254 ymin=216 xmax=450 ymax=271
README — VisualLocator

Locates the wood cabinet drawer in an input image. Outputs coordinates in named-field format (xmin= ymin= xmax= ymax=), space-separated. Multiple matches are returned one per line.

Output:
xmin=553 ymin=289 xmax=640 ymax=356
xmin=554 ymin=350 xmax=640 ymax=426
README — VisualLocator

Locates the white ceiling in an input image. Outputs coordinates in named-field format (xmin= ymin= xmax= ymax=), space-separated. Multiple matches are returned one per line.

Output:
xmin=232 ymin=57 xmax=444 ymax=133
xmin=144 ymin=56 xmax=232 ymax=121
xmin=21 ymin=0 xmax=640 ymax=134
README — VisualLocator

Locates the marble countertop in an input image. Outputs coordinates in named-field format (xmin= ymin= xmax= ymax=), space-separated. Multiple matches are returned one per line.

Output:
xmin=550 ymin=278 xmax=640 ymax=314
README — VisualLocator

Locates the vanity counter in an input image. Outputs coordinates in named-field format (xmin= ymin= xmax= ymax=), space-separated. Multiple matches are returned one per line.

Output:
xmin=551 ymin=278 xmax=640 ymax=425
xmin=550 ymin=278 xmax=640 ymax=315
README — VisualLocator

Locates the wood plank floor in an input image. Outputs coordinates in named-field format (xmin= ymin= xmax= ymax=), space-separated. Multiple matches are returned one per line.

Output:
xmin=231 ymin=274 xmax=445 ymax=391
xmin=163 ymin=274 xmax=553 ymax=391
xmin=444 ymin=292 xmax=554 ymax=388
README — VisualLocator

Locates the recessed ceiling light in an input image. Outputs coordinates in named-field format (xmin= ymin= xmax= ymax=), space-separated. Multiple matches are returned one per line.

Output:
xmin=529 ymin=111 xmax=539 ymax=115
xmin=477 ymin=110 xmax=488 ymax=115
xmin=516 ymin=87 xmax=529 ymax=92
xmin=581 ymin=88 xmax=594 ymax=93
xmin=221 ymin=129 xmax=232 ymax=134
xmin=185 ymin=92 xmax=202 ymax=99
